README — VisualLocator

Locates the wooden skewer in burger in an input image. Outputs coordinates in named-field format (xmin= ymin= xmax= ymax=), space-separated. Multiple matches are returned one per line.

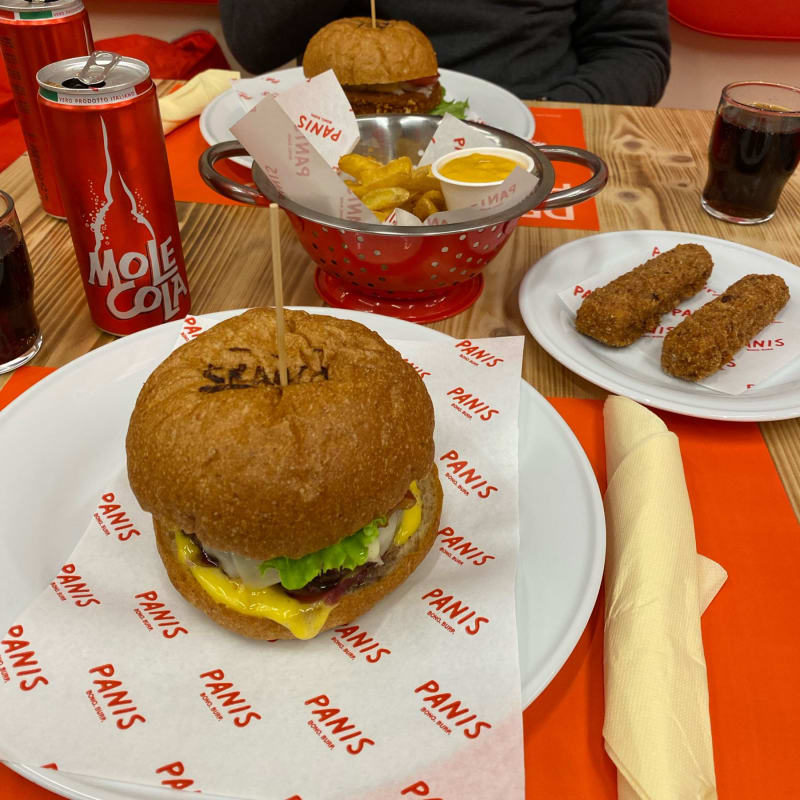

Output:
xmin=125 ymin=214 xmax=442 ymax=641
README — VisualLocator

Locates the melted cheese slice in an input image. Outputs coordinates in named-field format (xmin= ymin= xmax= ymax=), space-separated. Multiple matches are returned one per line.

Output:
xmin=175 ymin=531 xmax=333 ymax=640
xmin=174 ymin=483 xmax=423 ymax=639
xmin=394 ymin=481 xmax=422 ymax=547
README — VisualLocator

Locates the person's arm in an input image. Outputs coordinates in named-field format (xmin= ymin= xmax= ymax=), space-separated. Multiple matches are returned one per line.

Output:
xmin=544 ymin=0 xmax=671 ymax=105
xmin=219 ymin=0 xmax=348 ymax=74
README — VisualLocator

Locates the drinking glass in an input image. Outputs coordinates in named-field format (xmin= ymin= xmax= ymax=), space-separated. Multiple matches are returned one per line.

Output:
xmin=701 ymin=81 xmax=800 ymax=224
xmin=0 ymin=190 xmax=41 ymax=373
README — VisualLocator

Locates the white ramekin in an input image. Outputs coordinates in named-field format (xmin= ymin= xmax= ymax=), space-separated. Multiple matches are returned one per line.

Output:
xmin=431 ymin=146 xmax=535 ymax=209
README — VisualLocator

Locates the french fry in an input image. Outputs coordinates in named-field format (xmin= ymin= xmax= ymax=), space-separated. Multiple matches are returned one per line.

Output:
xmin=342 ymin=155 xmax=445 ymax=222
xmin=409 ymin=164 xmax=442 ymax=194
xmin=351 ymin=173 xmax=411 ymax=197
xmin=413 ymin=195 xmax=439 ymax=221
xmin=420 ymin=189 xmax=445 ymax=208
xmin=359 ymin=156 xmax=412 ymax=187
xmin=362 ymin=186 xmax=411 ymax=211
xmin=338 ymin=153 xmax=382 ymax=180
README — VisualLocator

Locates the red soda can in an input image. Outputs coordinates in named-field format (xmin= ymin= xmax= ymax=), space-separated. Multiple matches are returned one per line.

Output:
xmin=0 ymin=0 xmax=92 ymax=218
xmin=37 ymin=52 xmax=191 ymax=335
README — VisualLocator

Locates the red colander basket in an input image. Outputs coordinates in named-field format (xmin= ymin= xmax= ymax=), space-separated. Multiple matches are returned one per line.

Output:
xmin=201 ymin=116 xmax=606 ymax=323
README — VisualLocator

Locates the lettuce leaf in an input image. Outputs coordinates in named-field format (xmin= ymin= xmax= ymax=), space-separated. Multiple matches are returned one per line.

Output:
xmin=261 ymin=518 xmax=385 ymax=591
xmin=432 ymin=86 xmax=470 ymax=119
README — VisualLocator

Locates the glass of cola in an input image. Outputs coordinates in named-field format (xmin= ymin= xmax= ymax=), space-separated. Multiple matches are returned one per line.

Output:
xmin=702 ymin=81 xmax=800 ymax=224
xmin=0 ymin=190 xmax=41 ymax=373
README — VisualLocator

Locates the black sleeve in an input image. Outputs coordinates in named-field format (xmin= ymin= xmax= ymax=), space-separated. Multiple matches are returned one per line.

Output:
xmin=545 ymin=0 xmax=671 ymax=105
xmin=219 ymin=0 xmax=349 ymax=74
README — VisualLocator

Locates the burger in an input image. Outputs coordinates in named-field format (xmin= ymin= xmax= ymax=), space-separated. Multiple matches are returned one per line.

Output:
xmin=302 ymin=17 xmax=444 ymax=115
xmin=125 ymin=308 xmax=442 ymax=641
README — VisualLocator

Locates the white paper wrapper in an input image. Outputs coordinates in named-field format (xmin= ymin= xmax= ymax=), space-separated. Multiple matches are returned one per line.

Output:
xmin=232 ymin=72 xmax=299 ymax=110
xmin=231 ymin=87 xmax=376 ymax=224
xmin=0 ymin=317 xmax=525 ymax=800
xmin=273 ymin=70 xmax=359 ymax=168
xmin=559 ymin=262 xmax=800 ymax=394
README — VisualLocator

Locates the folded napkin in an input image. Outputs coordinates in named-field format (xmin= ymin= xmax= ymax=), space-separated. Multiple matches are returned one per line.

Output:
xmin=602 ymin=395 xmax=728 ymax=800
xmin=158 ymin=68 xmax=240 ymax=134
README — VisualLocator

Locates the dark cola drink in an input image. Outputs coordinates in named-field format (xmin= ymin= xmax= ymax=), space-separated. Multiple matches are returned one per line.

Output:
xmin=702 ymin=82 xmax=800 ymax=224
xmin=0 ymin=195 xmax=41 ymax=372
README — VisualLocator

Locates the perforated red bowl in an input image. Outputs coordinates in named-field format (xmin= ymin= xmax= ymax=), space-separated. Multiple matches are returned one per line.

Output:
xmin=201 ymin=116 xmax=607 ymax=322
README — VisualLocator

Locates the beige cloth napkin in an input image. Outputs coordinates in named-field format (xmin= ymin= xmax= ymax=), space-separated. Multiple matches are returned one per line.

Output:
xmin=602 ymin=395 xmax=728 ymax=800
xmin=158 ymin=68 xmax=240 ymax=134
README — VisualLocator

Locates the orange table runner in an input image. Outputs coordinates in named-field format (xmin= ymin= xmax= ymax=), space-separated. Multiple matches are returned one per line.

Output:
xmin=1 ymin=369 xmax=798 ymax=798
xmin=165 ymin=107 xmax=601 ymax=231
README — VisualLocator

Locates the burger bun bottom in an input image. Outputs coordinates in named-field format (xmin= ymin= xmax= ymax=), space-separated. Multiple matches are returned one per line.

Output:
xmin=154 ymin=467 xmax=443 ymax=641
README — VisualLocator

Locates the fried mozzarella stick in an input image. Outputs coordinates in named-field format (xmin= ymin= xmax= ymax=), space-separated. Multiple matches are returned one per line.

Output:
xmin=661 ymin=273 xmax=790 ymax=381
xmin=575 ymin=244 xmax=713 ymax=346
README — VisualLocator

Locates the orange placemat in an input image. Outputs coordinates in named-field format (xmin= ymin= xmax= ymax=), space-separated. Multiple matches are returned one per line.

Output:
xmin=520 ymin=107 xmax=600 ymax=231
xmin=165 ymin=117 xmax=250 ymax=207
xmin=1 ymin=373 xmax=798 ymax=799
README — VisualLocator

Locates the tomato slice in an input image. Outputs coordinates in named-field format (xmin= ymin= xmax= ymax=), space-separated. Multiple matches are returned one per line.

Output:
xmin=406 ymin=74 xmax=439 ymax=86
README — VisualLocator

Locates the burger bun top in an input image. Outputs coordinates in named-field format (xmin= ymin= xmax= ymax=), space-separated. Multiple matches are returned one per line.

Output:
xmin=302 ymin=17 xmax=438 ymax=86
xmin=125 ymin=309 xmax=435 ymax=561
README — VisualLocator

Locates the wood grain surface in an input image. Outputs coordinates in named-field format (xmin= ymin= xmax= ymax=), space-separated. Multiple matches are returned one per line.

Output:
xmin=2 ymin=98 xmax=799 ymax=518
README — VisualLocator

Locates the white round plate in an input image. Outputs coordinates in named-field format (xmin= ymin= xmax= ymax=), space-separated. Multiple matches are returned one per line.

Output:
xmin=0 ymin=308 xmax=602 ymax=800
xmin=199 ymin=67 xmax=536 ymax=167
xmin=519 ymin=230 xmax=800 ymax=422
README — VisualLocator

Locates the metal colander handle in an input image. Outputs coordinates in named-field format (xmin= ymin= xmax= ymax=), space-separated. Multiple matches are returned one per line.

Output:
xmin=536 ymin=145 xmax=609 ymax=209
xmin=198 ymin=141 xmax=264 ymax=206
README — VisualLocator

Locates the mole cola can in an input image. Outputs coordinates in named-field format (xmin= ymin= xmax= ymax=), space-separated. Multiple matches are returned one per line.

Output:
xmin=37 ymin=52 xmax=191 ymax=335
xmin=0 ymin=0 xmax=93 ymax=218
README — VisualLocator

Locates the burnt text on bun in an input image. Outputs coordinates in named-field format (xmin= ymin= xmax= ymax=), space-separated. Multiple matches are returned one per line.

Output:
xmin=125 ymin=308 xmax=441 ymax=640
xmin=302 ymin=17 xmax=442 ymax=115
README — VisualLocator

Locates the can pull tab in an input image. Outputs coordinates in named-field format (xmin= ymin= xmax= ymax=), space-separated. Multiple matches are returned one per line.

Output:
xmin=65 ymin=51 xmax=122 ymax=89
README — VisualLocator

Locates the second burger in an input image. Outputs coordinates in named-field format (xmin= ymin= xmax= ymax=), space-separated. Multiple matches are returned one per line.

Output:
xmin=302 ymin=17 xmax=444 ymax=114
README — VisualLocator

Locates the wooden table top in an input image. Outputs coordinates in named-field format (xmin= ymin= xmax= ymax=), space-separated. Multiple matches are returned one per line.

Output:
xmin=2 ymin=98 xmax=799 ymax=519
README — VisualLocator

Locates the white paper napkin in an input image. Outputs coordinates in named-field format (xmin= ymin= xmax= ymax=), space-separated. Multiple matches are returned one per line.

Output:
xmin=602 ymin=395 xmax=727 ymax=800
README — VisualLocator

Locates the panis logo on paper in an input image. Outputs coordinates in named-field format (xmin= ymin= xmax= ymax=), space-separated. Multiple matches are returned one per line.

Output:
xmin=475 ymin=183 xmax=517 ymax=209
xmin=437 ymin=526 xmax=495 ymax=568
xmin=0 ymin=625 xmax=49 ymax=691
xmin=292 ymin=131 xmax=312 ymax=177
xmin=330 ymin=624 xmax=391 ymax=664
xmin=401 ymin=781 xmax=445 ymax=799
xmin=133 ymin=591 xmax=188 ymax=638
xmin=298 ymin=114 xmax=344 ymax=142
xmin=446 ymin=387 xmax=499 ymax=422
xmin=454 ymin=340 xmax=504 ymax=367
xmin=572 ymin=283 xmax=592 ymax=300
xmin=404 ymin=357 xmax=431 ymax=380
xmin=155 ymin=761 xmax=201 ymax=792
xmin=93 ymin=492 xmax=141 ymax=542
xmin=421 ymin=589 xmax=489 ymax=636
xmin=50 ymin=563 xmax=101 ymax=608
xmin=304 ymin=694 xmax=375 ymax=755
xmin=199 ymin=668 xmax=262 ymax=728
xmin=87 ymin=663 xmax=147 ymax=729
xmin=179 ymin=315 xmax=206 ymax=342
xmin=748 ymin=337 xmax=785 ymax=351
xmin=439 ymin=449 xmax=498 ymax=499
xmin=414 ymin=680 xmax=492 ymax=740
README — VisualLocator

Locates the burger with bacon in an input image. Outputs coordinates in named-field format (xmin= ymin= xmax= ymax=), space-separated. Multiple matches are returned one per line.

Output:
xmin=302 ymin=17 xmax=446 ymax=115
xmin=125 ymin=308 xmax=442 ymax=641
